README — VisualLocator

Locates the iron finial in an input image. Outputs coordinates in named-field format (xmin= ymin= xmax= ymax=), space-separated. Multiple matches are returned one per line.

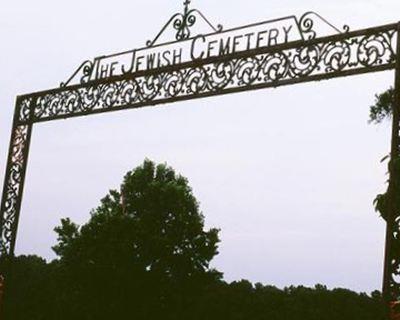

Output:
xmin=183 ymin=0 xmax=191 ymax=14
xmin=146 ymin=0 xmax=222 ymax=47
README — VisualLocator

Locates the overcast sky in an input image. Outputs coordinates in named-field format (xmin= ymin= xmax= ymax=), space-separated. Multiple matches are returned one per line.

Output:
xmin=1 ymin=0 xmax=400 ymax=293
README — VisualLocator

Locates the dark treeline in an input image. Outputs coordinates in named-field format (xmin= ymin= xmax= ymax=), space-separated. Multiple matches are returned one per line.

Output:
xmin=0 ymin=255 xmax=385 ymax=320
xmin=0 ymin=160 xmax=386 ymax=320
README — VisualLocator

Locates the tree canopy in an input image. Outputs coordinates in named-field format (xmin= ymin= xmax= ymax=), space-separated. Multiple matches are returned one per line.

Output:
xmin=368 ymin=87 xmax=395 ymax=221
xmin=53 ymin=159 xmax=220 ymax=279
xmin=0 ymin=159 xmax=386 ymax=319
xmin=369 ymin=87 xmax=394 ymax=124
xmin=50 ymin=159 xmax=221 ymax=319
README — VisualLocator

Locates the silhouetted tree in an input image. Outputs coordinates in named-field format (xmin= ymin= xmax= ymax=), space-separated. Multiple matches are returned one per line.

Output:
xmin=369 ymin=88 xmax=395 ymax=221
xmin=52 ymin=159 xmax=221 ymax=319
xmin=369 ymin=87 xmax=394 ymax=125
xmin=0 ymin=255 xmax=58 ymax=320
xmin=0 ymin=160 xmax=386 ymax=320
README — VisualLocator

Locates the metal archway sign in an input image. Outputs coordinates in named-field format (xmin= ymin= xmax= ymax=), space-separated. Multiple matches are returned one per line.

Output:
xmin=1 ymin=1 xmax=400 ymax=307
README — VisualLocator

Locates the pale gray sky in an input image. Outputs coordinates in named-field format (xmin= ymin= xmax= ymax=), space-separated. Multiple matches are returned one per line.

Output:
xmin=1 ymin=0 xmax=400 ymax=293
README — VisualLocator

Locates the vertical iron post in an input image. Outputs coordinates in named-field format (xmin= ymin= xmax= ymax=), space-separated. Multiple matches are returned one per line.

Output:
xmin=383 ymin=22 xmax=400 ymax=309
xmin=0 ymin=98 xmax=34 ymax=257
xmin=0 ymin=275 xmax=4 ymax=319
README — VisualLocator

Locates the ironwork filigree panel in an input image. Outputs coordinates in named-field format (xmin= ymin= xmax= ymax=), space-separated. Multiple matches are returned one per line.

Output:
xmin=0 ymin=121 xmax=32 ymax=255
xmin=16 ymin=24 xmax=397 ymax=125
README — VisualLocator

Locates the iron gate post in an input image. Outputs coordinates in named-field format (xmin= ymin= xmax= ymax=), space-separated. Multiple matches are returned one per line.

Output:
xmin=383 ymin=22 xmax=400 ymax=314
xmin=0 ymin=98 xmax=34 ymax=257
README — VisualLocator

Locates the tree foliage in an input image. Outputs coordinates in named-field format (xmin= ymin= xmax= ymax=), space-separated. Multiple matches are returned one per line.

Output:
xmin=369 ymin=88 xmax=395 ymax=221
xmin=53 ymin=160 xmax=220 ymax=276
xmin=0 ymin=256 xmax=386 ymax=320
xmin=50 ymin=159 xmax=221 ymax=319
xmin=0 ymin=160 xmax=386 ymax=319
xmin=369 ymin=87 xmax=394 ymax=124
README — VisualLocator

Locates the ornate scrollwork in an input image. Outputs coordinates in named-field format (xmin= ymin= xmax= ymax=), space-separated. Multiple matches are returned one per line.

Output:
xmin=298 ymin=11 xmax=350 ymax=40
xmin=18 ymin=98 xmax=33 ymax=123
xmin=173 ymin=5 xmax=196 ymax=41
xmin=60 ymin=60 xmax=94 ymax=88
xmin=146 ymin=0 xmax=223 ymax=47
xmin=21 ymin=26 xmax=396 ymax=124
xmin=0 ymin=125 xmax=30 ymax=255
xmin=357 ymin=32 xmax=395 ymax=67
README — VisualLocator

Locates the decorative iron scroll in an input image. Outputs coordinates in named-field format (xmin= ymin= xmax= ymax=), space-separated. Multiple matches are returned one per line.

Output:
xmin=18 ymin=25 xmax=397 ymax=125
xmin=298 ymin=11 xmax=350 ymax=40
xmin=60 ymin=60 xmax=94 ymax=88
xmin=146 ymin=0 xmax=223 ymax=47
xmin=0 ymin=123 xmax=32 ymax=255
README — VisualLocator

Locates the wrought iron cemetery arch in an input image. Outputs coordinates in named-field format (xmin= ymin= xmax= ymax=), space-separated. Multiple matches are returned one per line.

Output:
xmin=1 ymin=0 xmax=400 ymax=306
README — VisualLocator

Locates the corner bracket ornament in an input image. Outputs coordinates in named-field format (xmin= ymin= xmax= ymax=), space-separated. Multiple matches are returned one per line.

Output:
xmin=60 ymin=60 xmax=94 ymax=87
xmin=297 ymin=11 xmax=350 ymax=40
xmin=146 ymin=0 xmax=223 ymax=47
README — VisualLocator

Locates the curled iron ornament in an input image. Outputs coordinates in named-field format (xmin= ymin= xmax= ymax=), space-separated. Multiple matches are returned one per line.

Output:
xmin=298 ymin=11 xmax=350 ymax=40
xmin=60 ymin=60 xmax=94 ymax=87
xmin=174 ymin=9 xmax=196 ymax=41
xmin=146 ymin=0 xmax=223 ymax=47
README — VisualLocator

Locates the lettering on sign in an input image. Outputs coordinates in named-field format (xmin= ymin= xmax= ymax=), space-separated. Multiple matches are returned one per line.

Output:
xmin=89 ymin=16 xmax=302 ymax=81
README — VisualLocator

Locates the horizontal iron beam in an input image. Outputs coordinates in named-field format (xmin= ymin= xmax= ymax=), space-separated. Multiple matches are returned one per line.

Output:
xmin=18 ymin=22 xmax=398 ymax=101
